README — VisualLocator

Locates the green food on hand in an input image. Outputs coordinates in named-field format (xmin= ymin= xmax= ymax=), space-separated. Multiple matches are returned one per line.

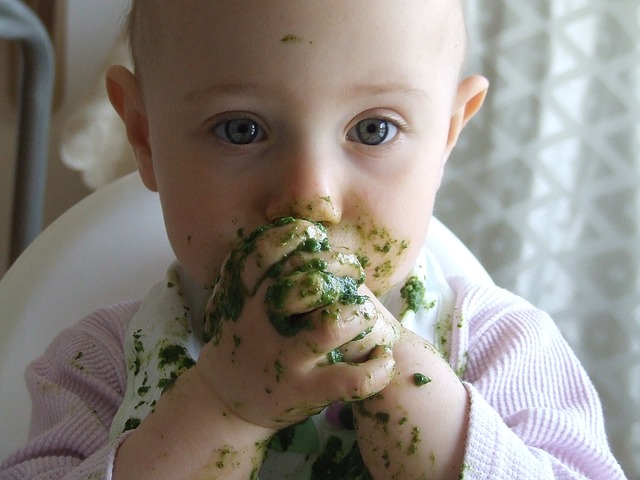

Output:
xmin=203 ymin=217 xmax=368 ymax=341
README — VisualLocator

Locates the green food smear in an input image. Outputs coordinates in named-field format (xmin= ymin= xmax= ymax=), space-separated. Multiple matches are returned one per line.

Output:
xmin=158 ymin=344 xmax=196 ymax=371
xmin=281 ymin=34 xmax=302 ymax=43
xmin=268 ymin=418 xmax=320 ymax=454
xmin=123 ymin=417 xmax=141 ymax=431
xmin=326 ymin=348 xmax=344 ymax=364
xmin=204 ymin=217 xmax=369 ymax=340
xmin=202 ymin=217 xmax=296 ymax=342
xmin=266 ymin=271 xmax=367 ymax=337
xmin=413 ymin=372 xmax=432 ymax=387
xmin=311 ymin=436 xmax=372 ymax=480
xmin=407 ymin=426 xmax=421 ymax=455
xmin=400 ymin=275 xmax=426 ymax=314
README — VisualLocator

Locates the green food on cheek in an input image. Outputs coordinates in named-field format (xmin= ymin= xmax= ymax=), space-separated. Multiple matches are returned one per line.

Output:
xmin=348 ymin=218 xmax=411 ymax=295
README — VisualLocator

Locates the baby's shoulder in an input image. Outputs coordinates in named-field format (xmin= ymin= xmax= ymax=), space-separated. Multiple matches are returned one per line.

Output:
xmin=74 ymin=300 xmax=143 ymax=340
xmin=40 ymin=300 xmax=143 ymax=369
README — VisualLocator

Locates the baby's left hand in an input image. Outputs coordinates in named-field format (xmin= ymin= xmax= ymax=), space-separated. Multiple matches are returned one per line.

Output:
xmin=351 ymin=289 xmax=470 ymax=479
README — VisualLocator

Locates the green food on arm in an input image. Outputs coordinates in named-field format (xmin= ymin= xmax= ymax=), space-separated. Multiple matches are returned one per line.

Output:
xmin=412 ymin=372 xmax=432 ymax=386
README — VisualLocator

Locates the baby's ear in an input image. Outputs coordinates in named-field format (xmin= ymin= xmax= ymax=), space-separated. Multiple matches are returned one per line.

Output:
xmin=106 ymin=65 xmax=157 ymax=192
xmin=445 ymin=75 xmax=489 ymax=158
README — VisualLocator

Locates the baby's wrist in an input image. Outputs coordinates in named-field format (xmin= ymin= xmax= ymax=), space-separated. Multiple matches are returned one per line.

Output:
xmin=187 ymin=364 xmax=277 ymax=438
xmin=115 ymin=366 xmax=273 ymax=479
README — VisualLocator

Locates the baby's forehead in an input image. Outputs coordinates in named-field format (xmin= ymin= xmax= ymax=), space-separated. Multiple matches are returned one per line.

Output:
xmin=130 ymin=1 xmax=466 ymax=81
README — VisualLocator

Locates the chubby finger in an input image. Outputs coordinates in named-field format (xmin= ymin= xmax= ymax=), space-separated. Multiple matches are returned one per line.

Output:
xmin=204 ymin=219 xmax=327 ymax=341
xmin=336 ymin=307 xmax=400 ymax=363
xmin=264 ymin=285 xmax=374 ymax=340
xmin=265 ymin=270 xmax=349 ymax=317
xmin=280 ymin=248 xmax=364 ymax=282
xmin=242 ymin=219 xmax=328 ymax=292
xmin=263 ymin=247 xmax=367 ymax=334
xmin=306 ymin=301 xmax=380 ymax=357
xmin=312 ymin=345 xmax=396 ymax=402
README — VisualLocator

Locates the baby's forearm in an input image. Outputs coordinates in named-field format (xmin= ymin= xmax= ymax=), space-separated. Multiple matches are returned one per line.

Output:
xmin=113 ymin=367 xmax=273 ymax=480
xmin=355 ymin=332 xmax=469 ymax=480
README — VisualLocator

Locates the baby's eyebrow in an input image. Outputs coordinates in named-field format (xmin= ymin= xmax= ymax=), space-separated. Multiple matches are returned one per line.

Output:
xmin=183 ymin=83 xmax=265 ymax=102
xmin=347 ymin=82 xmax=429 ymax=99
xmin=183 ymin=82 xmax=428 ymax=103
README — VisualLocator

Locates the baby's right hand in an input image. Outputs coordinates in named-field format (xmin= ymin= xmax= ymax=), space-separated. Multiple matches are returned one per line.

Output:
xmin=195 ymin=218 xmax=396 ymax=431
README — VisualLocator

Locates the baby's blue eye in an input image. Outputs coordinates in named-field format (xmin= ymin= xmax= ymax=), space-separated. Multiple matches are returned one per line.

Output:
xmin=212 ymin=118 xmax=263 ymax=145
xmin=348 ymin=118 xmax=398 ymax=146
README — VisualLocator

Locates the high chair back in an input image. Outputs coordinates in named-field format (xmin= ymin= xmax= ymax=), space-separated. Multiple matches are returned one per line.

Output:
xmin=0 ymin=172 xmax=492 ymax=459
xmin=1 ymin=0 xmax=55 ymax=262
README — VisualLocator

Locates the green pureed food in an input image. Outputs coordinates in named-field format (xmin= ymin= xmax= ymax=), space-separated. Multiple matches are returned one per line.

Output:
xmin=203 ymin=217 xmax=368 ymax=343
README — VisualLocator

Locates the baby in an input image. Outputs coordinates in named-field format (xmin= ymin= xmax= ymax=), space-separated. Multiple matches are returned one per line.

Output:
xmin=0 ymin=1 xmax=626 ymax=479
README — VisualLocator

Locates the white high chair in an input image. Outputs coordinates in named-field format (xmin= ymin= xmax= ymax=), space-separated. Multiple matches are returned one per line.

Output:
xmin=0 ymin=172 xmax=493 ymax=460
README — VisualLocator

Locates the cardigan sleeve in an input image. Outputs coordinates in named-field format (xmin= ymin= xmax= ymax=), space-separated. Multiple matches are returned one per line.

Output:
xmin=448 ymin=277 xmax=627 ymax=480
xmin=0 ymin=302 xmax=140 ymax=480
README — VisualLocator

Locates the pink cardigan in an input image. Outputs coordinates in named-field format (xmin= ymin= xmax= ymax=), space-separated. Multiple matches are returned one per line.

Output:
xmin=0 ymin=278 xmax=627 ymax=479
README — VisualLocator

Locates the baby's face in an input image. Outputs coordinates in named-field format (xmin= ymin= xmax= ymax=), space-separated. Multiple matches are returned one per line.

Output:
xmin=138 ymin=1 xmax=464 ymax=293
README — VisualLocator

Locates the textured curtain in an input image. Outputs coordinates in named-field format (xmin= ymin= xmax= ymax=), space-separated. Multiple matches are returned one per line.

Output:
xmin=436 ymin=1 xmax=640 ymax=477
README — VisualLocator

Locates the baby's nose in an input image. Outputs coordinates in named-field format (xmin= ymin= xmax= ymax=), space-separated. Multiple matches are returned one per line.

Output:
xmin=265 ymin=141 xmax=344 ymax=225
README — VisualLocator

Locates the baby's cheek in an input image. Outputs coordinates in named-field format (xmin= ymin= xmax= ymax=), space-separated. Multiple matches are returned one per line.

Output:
xmin=363 ymin=258 xmax=408 ymax=296
xmin=174 ymin=236 xmax=234 ymax=288
xmin=355 ymin=240 xmax=413 ymax=296
xmin=331 ymin=209 xmax=420 ymax=288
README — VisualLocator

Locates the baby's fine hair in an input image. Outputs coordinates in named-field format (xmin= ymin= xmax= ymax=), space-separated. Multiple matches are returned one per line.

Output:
xmin=125 ymin=0 xmax=149 ymax=77
xmin=125 ymin=0 xmax=468 ymax=81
